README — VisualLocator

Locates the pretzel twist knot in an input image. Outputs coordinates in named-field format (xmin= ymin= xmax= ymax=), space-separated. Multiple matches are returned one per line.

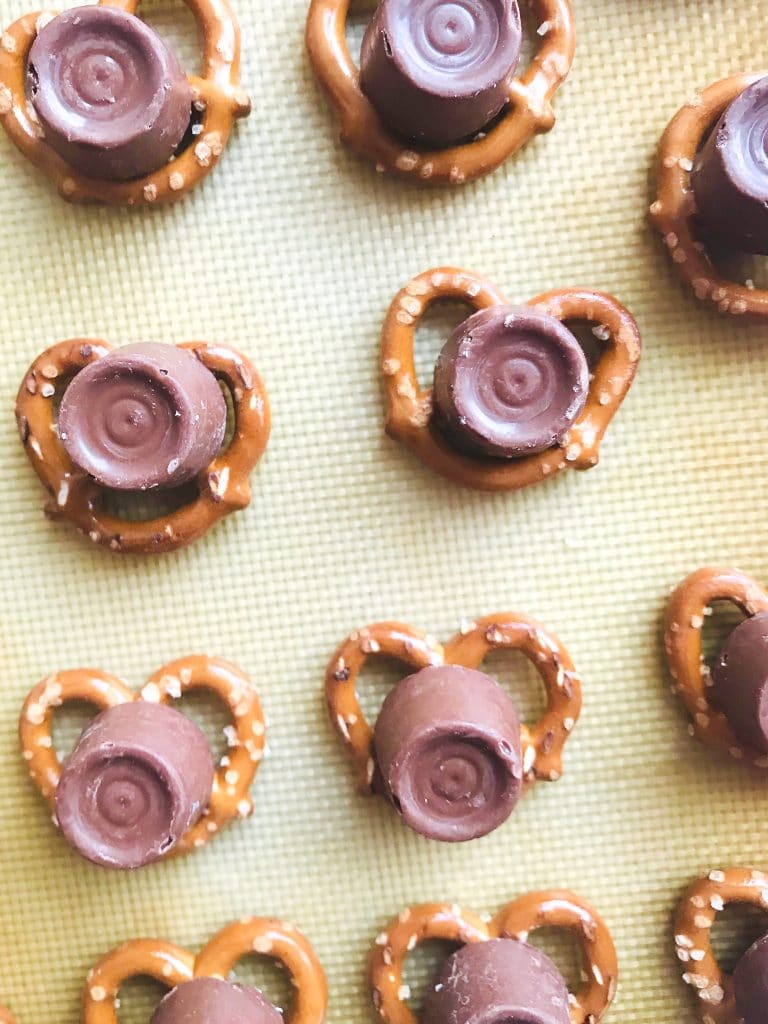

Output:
xmin=83 ymin=918 xmax=328 ymax=1024
xmin=370 ymin=892 xmax=618 ymax=1024
xmin=15 ymin=339 xmax=270 ymax=554
xmin=381 ymin=267 xmax=640 ymax=491
xmin=305 ymin=0 xmax=574 ymax=186
xmin=0 ymin=0 xmax=250 ymax=204
xmin=19 ymin=655 xmax=266 ymax=857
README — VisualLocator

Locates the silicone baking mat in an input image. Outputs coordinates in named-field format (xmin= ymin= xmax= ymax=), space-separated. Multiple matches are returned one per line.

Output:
xmin=0 ymin=0 xmax=767 ymax=1021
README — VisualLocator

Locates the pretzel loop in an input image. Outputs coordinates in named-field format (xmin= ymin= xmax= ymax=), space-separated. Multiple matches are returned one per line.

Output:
xmin=15 ymin=339 xmax=270 ymax=554
xmin=382 ymin=269 xmax=640 ymax=491
xmin=306 ymin=0 xmax=574 ymax=185
xmin=0 ymin=1007 xmax=15 ymax=1024
xmin=0 ymin=0 xmax=249 ymax=205
xmin=674 ymin=868 xmax=768 ymax=1023
xmin=83 ymin=940 xmax=195 ymax=1024
xmin=665 ymin=566 xmax=768 ymax=764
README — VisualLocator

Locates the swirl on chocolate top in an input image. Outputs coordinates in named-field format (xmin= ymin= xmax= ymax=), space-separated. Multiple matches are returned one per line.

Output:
xmin=151 ymin=978 xmax=282 ymax=1024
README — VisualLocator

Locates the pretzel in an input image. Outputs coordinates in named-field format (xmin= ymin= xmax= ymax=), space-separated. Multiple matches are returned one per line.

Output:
xmin=381 ymin=268 xmax=641 ymax=491
xmin=305 ymin=0 xmax=574 ymax=186
xmin=0 ymin=1008 xmax=15 ymax=1024
xmin=674 ymin=867 xmax=768 ymax=1022
xmin=326 ymin=611 xmax=581 ymax=794
xmin=19 ymin=654 xmax=266 ymax=856
xmin=84 ymin=917 xmax=327 ymax=1024
xmin=370 ymin=891 xmax=618 ymax=1024
xmin=665 ymin=566 xmax=768 ymax=768
xmin=15 ymin=339 xmax=270 ymax=554
xmin=0 ymin=0 xmax=250 ymax=205
xmin=650 ymin=72 xmax=768 ymax=318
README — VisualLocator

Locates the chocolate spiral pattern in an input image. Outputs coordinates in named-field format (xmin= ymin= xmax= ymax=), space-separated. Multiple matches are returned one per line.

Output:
xmin=152 ymin=978 xmax=283 ymax=1024
xmin=433 ymin=305 xmax=589 ymax=459
xmin=27 ymin=6 xmax=192 ymax=181
xmin=58 ymin=343 xmax=226 ymax=491
xmin=360 ymin=0 xmax=521 ymax=146
xmin=691 ymin=76 xmax=768 ymax=254
xmin=735 ymin=933 xmax=768 ymax=1024
xmin=56 ymin=702 xmax=214 ymax=869
xmin=373 ymin=665 xmax=522 ymax=842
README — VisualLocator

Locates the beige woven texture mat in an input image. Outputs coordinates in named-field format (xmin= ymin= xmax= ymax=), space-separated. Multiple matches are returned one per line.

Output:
xmin=1 ymin=0 xmax=767 ymax=1020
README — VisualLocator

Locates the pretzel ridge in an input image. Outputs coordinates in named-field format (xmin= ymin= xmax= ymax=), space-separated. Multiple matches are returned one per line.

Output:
xmin=674 ymin=867 xmax=768 ymax=1023
xmin=665 ymin=566 xmax=768 ymax=767
xmin=0 ymin=0 xmax=250 ymax=205
xmin=19 ymin=655 xmax=266 ymax=859
xmin=15 ymin=338 xmax=270 ymax=554
xmin=326 ymin=611 xmax=581 ymax=796
xmin=381 ymin=267 xmax=640 ymax=491
xmin=370 ymin=891 xmax=617 ymax=1024
xmin=84 ymin=919 xmax=328 ymax=1024
xmin=305 ymin=0 xmax=574 ymax=186
xmin=650 ymin=72 xmax=768 ymax=318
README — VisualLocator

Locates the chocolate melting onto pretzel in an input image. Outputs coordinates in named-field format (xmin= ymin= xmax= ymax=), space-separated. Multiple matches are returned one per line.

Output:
xmin=151 ymin=978 xmax=282 ymax=1024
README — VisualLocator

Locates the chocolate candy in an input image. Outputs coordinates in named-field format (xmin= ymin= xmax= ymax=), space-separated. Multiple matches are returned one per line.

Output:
xmin=423 ymin=937 xmax=571 ymax=1024
xmin=711 ymin=612 xmax=768 ymax=753
xmin=691 ymin=76 xmax=768 ymax=254
xmin=58 ymin=343 xmax=227 ymax=491
xmin=372 ymin=665 xmax=522 ymax=841
xmin=359 ymin=0 xmax=522 ymax=147
xmin=734 ymin=932 xmax=768 ymax=1024
xmin=152 ymin=978 xmax=282 ymax=1024
xmin=27 ymin=6 xmax=192 ymax=181
xmin=432 ymin=305 xmax=589 ymax=459
xmin=55 ymin=702 xmax=214 ymax=869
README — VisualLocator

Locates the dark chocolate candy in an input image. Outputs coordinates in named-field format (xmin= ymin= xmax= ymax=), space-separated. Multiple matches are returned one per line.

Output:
xmin=151 ymin=978 xmax=282 ymax=1024
xmin=423 ymin=937 xmax=571 ymax=1024
xmin=58 ymin=342 xmax=227 ymax=491
xmin=359 ymin=0 xmax=522 ymax=147
xmin=373 ymin=665 xmax=522 ymax=842
xmin=56 ymin=702 xmax=214 ymax=869
xmin=711 ymin=612 xmax=768 ymax=753
xmin=27 ymin=5 xmax=192 ymax=181
xmin=432 ymin=305 xmax=589 ymax=459
xmin=691 ymin=76 xmax=768 ymax=254
xmin=734 ymin=932 xmax=768 ymax=1024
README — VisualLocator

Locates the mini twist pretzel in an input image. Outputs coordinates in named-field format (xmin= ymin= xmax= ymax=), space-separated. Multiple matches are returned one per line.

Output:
xmin=19 ymin=655 xmax=266 ymax=859
xmin=665 ymin=566 xmax=768 ymax=768
xmin=15 ymin=339 xmax=270 ymax=554
xmin=0 ymin=0 xmax=250 ymax=205
xmin=326 ymin=612 xmax=581 ymax=793
xmin=0 ymin=1007 xmax=16 ymax=1024
xmin=370 ymin=891 xmax=617 ymax=1024
xmin=305 ymin=0 xmax=574 ymax=186
xmin=84 ymin=918 xmax=328 ymax=1024
xmin=650 ymin=73 xmax=768 ymax=318
xmin=382 ymin=268 xmax=641 ymax=491
xmin=674 ymin=867 xmax=768 ymax=1022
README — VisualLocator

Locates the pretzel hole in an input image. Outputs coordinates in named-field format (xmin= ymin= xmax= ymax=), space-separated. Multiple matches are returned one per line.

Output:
xmin=401 ymin=938 xmax=462 ymax=1015
xmin=113 ymin=974 xmax=169 ymax=1024
xmin=356 ymin=654 xmax=412 ymax=724
xmin=710 ymin=902 xmax=768 ymax=974
xmin=138 ymin=0 xmax=202 ymax=76
xmin=559 ymin=320 xmax=608 ymax=375
xmin=526 ymin=928 xmax=584 ymax=992
xmin=413 ymin=299 xmax=475 ymax=387
xmin=51 ymin=699 xmax=99 ymax=762
xmin=701 ymin=601 xmax=748 ymax=670
xmin=517 ymin=1 xmax=545 ymax=76
xmin=705 ymin=241 xmax=768 ymax=294
xmin=481 ymin=648 xmax=547 ymax=723
xmin=172 ymin=689 xmax=233 ymax=762
xmin=344 ymin=0 xmax=379 ymax=65
xmin=227 ymin=953 xmax=294 ymax=1016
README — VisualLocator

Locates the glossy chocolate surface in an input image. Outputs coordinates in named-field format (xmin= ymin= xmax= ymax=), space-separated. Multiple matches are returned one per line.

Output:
xmin=152 ymin=978 xmax=282 ymax=1024
xmin=711 ymin=611 xmax=768 ymax=753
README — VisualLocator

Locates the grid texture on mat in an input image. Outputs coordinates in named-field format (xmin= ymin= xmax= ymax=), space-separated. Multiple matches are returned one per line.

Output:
xmin=0 ymin=0 xmax=766 ymax=1022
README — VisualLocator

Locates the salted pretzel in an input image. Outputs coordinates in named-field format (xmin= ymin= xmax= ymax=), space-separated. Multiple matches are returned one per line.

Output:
xmin=15 ymin=338 xmax=270 ymax=554
xmin=84 ymin=917 xmax=328 ymax=1024
xmin=0 ymin=0 xmax=250 ymax=205
xmin=370 ymin=891 xmax=618 ymax=1024
xmin=674 ymin=867 xmax=768 ymax=1022
xmin=305 ymin=0 xmax=574 ymax=186
xmin=20 ymin=654 xmax=266 ymax=857
xmin=381 ymin=267 xmax=640 ymax=491
xmin=326 ymin=612 xmax=581 ymax=794
xmin=650 ymin=72 xmax=768 ymax=318
xmin=0 ymin=1008 xmax=15 ymax=1024
xmin=665 ymin=566 xmax=768 ymax=768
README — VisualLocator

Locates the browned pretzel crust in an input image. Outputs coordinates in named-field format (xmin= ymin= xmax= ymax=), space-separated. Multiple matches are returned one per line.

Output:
xmin=370 ymin=891 xmax=618 ymax=1024
xmin=326 ymin=612 xmax=581 ymax=795
xmin=674 ymin=867 xmax=768 ymax=1022
xmin=0 ymin=1007 xmax=15 ymax=1024
xmin=84 ymin=918 xmax=328 ymax=1024
xmin=381 ymin=267 xmax=640 ymax=490
xmin=305 ymin=0 xmax=574 ymax=186
xmin=665 ymin=566 xmax=768 ymax=767
xmin=650 ymin=72 xmax=768 ymax=318
xmin=0 ymin=0 xmax=250 ymax=205
xmin=19 ymin=655 xmax=266 ymax=857
xmin=15 ymin=338 xmax=270 ymax=554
